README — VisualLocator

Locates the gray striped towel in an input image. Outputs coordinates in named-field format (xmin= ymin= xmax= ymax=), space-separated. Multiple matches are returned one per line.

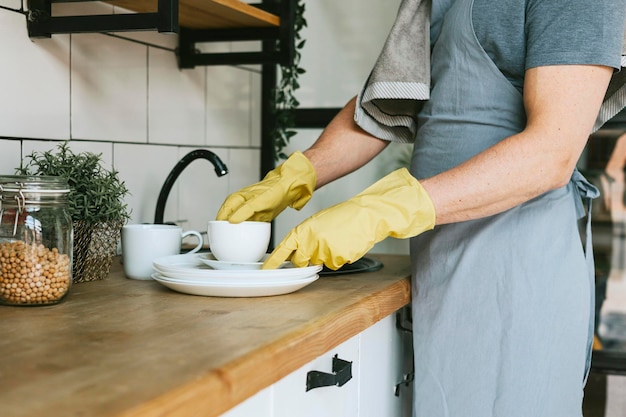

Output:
xmin=354 ymin=0 xmax=431 ymax=143
xmin=355 ymin=0 xmax=626 ymax=141
xmin=595 ymin=31 xmax=626 ymax=132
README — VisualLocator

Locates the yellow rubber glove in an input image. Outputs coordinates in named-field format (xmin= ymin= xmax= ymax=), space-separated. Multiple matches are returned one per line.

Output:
xmin=216 ymin=151 xmax=316 ymax=223
xmin=262 ymin=168 xmax=436 ymax=270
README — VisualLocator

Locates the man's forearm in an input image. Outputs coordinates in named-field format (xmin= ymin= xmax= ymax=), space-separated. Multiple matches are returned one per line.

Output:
xmin=304 ymin=97 xmax=390 ymax=189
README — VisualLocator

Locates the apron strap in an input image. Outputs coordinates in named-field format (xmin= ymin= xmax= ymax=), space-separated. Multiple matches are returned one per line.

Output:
xmin=572 ymin=169 xmax=600 ymax=383
xmin=572 ymin=169 xmax=599 ymax=266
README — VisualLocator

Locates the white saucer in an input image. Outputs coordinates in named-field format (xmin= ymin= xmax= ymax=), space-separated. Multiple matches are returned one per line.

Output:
xmin=198 ymin=253 xmax=289 ymax=270
xmin=152 ymin=253 xmax=322 ymax=283
xmin=152 ymin=273 xmax=319 ymax=297
xmin=152 ymin=272 xmax=315 ymax=287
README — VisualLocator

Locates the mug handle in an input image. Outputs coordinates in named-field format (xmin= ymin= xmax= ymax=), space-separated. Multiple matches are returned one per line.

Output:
xmin=181 ymin=230 xmax=203 ymax=254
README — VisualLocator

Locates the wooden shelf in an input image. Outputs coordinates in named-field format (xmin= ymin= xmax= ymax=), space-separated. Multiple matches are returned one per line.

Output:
xmin=105 ymin=0 xmax=280 ymax=29
xmin=26 ymin=0 xmax=291 ymax=66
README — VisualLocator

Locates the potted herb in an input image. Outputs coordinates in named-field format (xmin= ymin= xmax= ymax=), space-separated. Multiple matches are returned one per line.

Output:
xmin=17 ymin=142 xmax=130 ymax=283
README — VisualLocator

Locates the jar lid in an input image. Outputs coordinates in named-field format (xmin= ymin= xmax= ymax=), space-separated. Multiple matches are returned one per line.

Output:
xmin=0 ymin=175 xmax=70 ymax=194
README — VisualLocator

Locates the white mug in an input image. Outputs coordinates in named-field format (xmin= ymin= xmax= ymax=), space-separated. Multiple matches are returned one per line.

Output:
xmin=122 ymin=224 xmax=203 ymax=280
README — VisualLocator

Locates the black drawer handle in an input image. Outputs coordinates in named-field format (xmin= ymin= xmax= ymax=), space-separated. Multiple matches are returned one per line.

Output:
xmin=306 ymin=354 xmax=353 ymax=391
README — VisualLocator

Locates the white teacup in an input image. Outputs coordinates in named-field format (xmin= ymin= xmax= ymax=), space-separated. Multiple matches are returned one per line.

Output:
xmin=122 ymin=224 xmax=203 ymax=280
xmin=207 ymin=220 xmax=270 ymax=263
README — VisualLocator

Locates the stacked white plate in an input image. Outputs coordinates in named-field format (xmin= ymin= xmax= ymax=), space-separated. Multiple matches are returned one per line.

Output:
xmin=151 ymin=253 xmax=322 ymax=298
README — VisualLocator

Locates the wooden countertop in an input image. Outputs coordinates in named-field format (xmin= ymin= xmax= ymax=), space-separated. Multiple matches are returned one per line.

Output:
xmin=0 ymin=254 xmax=411 ymax=417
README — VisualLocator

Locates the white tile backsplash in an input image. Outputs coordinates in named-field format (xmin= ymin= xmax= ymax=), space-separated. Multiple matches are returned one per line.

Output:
xmin=249 ymin=67 xmax=262 ymax=148
xmin=0 ymin=139 xmax=21 ymax=174
xmin=226 ymin=148 xmax=262 ymax=194
xmin=71 ymin=33 xmax=148 ymax=142
xmin=298 ymin=0 xmax=401 ymax=108
xmin=113 ymin=143 xmax=180 ymax=225
xmin=148 ymin=48 xmax=206 ymax=146
xmin=0 ymin=0 xmax=22 ymax=10
xmin=0 ymin=0 xmax=402 ymax=253
xmin=0 ymin=11 xmax=71 ymax=140
xmin=205 ymin=64 xmax=255 ymax=147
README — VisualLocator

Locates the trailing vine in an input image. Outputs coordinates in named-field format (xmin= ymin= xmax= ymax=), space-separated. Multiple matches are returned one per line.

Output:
xmin=272 ymin=0 xmax=307 ymax=162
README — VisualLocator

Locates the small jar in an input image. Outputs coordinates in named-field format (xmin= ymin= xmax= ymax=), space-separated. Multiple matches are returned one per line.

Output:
xmin=0 ymin=176 xmax=73 ymax=306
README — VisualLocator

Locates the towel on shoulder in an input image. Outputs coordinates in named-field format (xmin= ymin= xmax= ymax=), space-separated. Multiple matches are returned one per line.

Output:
xmin=599 ymin=35 xmax=626 ymax=132
xmin=354 ymin=0 xmax=626 ymax=140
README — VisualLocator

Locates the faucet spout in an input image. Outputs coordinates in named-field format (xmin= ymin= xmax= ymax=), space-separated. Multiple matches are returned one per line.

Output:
xmin=154 ymin=149 xmax=228 ymax=224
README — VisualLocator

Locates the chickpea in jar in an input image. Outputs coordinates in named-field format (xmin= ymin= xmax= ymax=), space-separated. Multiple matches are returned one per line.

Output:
xmin=0 ymin=241 xmax=71 ymax=306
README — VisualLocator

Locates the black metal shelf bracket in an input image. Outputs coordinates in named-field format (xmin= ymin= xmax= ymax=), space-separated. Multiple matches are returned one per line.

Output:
xmin=25 ymin=0 xmax=294 ymax=68
xmin=177 ymin=0 xmax=295 ymax=68
xmin=26 ymin=0 xmax=178 ymax=38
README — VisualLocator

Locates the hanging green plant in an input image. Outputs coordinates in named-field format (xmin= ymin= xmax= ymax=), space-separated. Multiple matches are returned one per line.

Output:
xmin=272 ymin=0 xmax=307 ymax=161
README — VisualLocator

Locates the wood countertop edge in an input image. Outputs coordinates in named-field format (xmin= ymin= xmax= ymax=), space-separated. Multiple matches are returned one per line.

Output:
xmin=118 ymin=277 xmax=411 ymax=417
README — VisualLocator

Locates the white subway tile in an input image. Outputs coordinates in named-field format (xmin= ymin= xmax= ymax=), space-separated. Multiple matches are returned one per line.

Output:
xmin=113 ymin=143 xmax=180 ymax=225
xmin=204 ymin=44 xmax=253 ymax=147
xmin=0 ymin=0 xmax=23 ymax=10
xmin=0 ymin=140 xmax=21 ymax=175
xmin=249 ymin=70 xmax=262 ymax=147
xmin=71 ymin=33 xmax=148 ymax=142
xmin=226 ymin=148 xmax=261 ymax=193
xmin=0 ymin=12 xmax=70 ymax=139
xmin=148 ymin=48 xmax=206 ymax=146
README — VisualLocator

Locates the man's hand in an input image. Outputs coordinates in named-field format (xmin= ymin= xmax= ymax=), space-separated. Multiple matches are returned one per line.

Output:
xmin=262 ymin=168 xmax=436 ymax=270
xmin=216 ymin=151 xmax=316 ymax=223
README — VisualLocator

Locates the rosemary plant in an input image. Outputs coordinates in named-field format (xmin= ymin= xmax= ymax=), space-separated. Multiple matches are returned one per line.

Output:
xmin=17 ymin=142 xmax=130 ymax=223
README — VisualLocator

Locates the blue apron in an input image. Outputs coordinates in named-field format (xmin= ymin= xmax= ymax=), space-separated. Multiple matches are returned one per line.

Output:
xmin=409 ymin=0 xmax=598 ymax=416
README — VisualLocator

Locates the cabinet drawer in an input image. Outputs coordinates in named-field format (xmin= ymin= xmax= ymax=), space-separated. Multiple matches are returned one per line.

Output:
xmin=273 ymin=336 xmax=359 ymax=417
xmin=219 ymin=312 xmax=412 ymax=417
xmin=221 ymin=386 xmax=272 ymax=417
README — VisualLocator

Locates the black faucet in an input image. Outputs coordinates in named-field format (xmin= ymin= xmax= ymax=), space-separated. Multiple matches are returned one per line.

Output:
xmin=154 ymin=149 xmax=228 ymax=224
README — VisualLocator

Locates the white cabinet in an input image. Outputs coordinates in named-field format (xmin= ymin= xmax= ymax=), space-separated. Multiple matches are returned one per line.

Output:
xmin=359 ymin=309 xmax=412 ymax=417
xmin=222 ymin=310 xmax=413 ymax=417
xmin=274 ymin=335 xmax=360 ymax=417
xmin=220 ymin=386 xmax=273 ymax=417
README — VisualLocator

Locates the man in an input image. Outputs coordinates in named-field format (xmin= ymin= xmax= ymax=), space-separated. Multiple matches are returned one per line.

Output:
xmin=218 ymin=0 xmax=626 ymax=415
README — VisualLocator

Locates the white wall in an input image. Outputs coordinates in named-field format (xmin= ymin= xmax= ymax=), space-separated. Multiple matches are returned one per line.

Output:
xmin=0 ymin=0 xmax=408 ymax=255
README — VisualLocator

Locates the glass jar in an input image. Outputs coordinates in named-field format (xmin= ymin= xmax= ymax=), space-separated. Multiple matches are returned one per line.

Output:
xmin=0 ymin=176 xmax=73 ymax=306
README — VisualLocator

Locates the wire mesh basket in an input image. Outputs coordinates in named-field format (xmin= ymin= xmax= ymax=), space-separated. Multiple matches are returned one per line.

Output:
xmin=72 ymin=220 xmax=123 ymax=283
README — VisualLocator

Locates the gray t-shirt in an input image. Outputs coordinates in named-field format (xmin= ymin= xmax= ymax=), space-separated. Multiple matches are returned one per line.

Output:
xmin=458 ymin=0 xmax=625 ymax=92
